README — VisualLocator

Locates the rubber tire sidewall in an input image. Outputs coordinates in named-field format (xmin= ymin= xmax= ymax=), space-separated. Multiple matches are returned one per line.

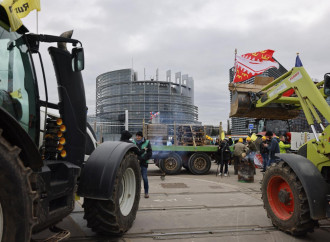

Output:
xmin=83 ymin=152 xmax=141 ymax=235
xmin=160 ymin=152 xmax=182 ymax=175
xmin=114 ymin=152 xmax=141 ymax=230
xmin=188 ymin=153 xmax=211 ymax=175
xmin=261 ymin=162 xmax=314 ymax=235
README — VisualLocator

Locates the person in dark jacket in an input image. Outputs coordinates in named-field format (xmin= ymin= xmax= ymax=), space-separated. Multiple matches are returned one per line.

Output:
xmin=260 ymin=136 xmax=269 ymax=172
xmin=133 ymin=131 xmax=152 ymax=198
xmin=120 ymin=130 xmax=132 ymax=143
xmin=264 ymin=131 xmax=280 ymax=165
xmin=215 ymin=139 xmax=231 ymax=176
xmin=227 ymin=137 xmax=233 ymax=146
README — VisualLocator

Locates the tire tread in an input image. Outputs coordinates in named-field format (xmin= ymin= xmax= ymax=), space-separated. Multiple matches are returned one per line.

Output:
xmin=83 ymin=152 xmax=141 ymax=235
xmin=261 ymin=161 xmax=315 ymax=236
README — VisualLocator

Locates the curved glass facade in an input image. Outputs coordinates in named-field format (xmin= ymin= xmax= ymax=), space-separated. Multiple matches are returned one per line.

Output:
xmin=96 ymin=68 xmax=198 ymax=134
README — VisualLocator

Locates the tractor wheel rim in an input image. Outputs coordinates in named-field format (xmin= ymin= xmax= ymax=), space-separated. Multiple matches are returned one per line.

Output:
xmin=0 ymin=202 xmax=3 ymax=241
xmin=194 ymin=157 xmax=206 ymax=170
xmin=267 ymin=176 xmax=294 ymax=220
xmin=165 ymin=158 xmax=177 ymax=171
xmin=119 ymin=168 xmax=136 ymax=216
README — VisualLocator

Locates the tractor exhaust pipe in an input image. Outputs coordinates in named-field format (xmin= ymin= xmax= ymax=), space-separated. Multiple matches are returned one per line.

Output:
xmin=58 ymin=30 xmax=73 ymax=51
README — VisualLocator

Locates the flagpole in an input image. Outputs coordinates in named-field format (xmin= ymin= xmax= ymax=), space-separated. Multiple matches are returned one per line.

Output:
xmin=233 ymin=48 xmax=237 ymax=84
xmin=36 ymin=11 xmax=38 ymax=34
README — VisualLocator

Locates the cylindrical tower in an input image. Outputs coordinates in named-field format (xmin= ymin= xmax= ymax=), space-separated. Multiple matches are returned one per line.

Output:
xmin=96 ymin=68 xmax=198 ymax=136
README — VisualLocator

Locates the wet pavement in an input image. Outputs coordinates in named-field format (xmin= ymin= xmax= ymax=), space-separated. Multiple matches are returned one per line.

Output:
xmin=32 ymin=163 xmax=330 ymax=241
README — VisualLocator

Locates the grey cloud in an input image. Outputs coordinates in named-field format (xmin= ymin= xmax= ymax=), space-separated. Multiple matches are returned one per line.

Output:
xmin=21 ymin=0 xmax=330 ymax=129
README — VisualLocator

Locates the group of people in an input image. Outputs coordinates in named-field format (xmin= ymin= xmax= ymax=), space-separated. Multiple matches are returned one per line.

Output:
xmin=120 ymin=130 xmax=152 ymax=199
xmin=214 ymin=131 xmax=291 ymax=176
xmin=260 ymin=131 xmax=291 ymax=172
xmin=117 ymin=129 xmax=291 ymax=197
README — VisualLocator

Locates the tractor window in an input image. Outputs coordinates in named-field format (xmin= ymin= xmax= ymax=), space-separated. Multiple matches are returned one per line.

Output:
xmin=0 ymin=28 xmax=38 ymax=142
xmin=265 ymin=120 xmax=290 ymax=135
xmin=255 ymin=119 xmax=290 ymax=136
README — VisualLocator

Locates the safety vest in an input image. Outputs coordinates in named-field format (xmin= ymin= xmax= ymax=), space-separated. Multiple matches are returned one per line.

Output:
xmin=133 ymin=139 xmax=150 ymax=158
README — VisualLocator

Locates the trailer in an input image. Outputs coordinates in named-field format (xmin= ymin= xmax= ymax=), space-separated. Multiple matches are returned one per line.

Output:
xmin=144 ymin=124 xmax=218 ymax=175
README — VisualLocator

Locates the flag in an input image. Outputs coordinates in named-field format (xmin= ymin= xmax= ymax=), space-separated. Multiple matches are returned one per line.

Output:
xmin=295 ymin=55 xmax=303 ymax=67
xmin=220 ymin=131 xmax=225 ymax=140
xmin=233 ymin=49 xmax=279 ymax=83
xmin=0 ymin=0 xmax=41 ymax=31
xmin=150 ymin=111 xmax=160 ymax=120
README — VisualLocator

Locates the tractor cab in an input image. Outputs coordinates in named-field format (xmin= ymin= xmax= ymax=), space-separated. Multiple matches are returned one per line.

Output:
xmin=0 ymin=25 xmax=39 ymax=143
xmin=0 ymin=9 xmax=87 ymax=166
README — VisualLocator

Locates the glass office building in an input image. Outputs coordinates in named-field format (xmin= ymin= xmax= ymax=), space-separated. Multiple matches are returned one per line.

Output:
xmin=95 ymin=68 xmax=198 ymax=138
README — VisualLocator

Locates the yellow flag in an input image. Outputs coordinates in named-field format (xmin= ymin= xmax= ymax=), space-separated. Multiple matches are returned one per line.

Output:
xmin=12 ymin=0 xmax=40 ymax=18
xmin=220 ymin=131 xmax=225 ymax=140
xmin=251 ymin=133 xmax=257 ymax=141
xmin=0 ymin=0 xmax=41 ymax=31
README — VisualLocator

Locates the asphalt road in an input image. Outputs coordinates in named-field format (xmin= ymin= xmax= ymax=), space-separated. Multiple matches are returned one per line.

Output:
xmin=32 ymin=163 xmax=330 ymax=241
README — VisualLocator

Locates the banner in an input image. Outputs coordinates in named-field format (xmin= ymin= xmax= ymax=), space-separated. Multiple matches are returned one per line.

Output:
xmin=233 ymin=49 xmax=279 ymax=83
xmin=1 ymin=0 xmax=41 ymax=31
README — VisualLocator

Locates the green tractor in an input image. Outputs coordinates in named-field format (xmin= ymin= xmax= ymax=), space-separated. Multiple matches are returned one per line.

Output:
xmin=0 ymin=6 xmax=141 ymax=241
xmin=230 ymin=63 xmax=330 ymax=235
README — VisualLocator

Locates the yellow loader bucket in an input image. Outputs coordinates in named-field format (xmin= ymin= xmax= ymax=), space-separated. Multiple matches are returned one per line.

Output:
xmin=229 ymin=83 xmax=300 ymax=120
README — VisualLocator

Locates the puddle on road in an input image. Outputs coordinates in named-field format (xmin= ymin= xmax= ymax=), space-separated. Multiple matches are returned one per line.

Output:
xmin=209 ymin=185 xmax=223 ymax=189
xmin=161 ymin=183 xmax=188 ymax=188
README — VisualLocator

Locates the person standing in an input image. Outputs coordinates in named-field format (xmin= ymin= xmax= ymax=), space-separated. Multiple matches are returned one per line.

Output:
xmin=227 ymin=137 xmax=233 ymax=146
xmin=228 ymin=137 xmax=234 ymax=166
xmin=279 ymin=135 xmax=291 ymax=153
xmin=260 ymin=136 xmax=269 ymax=172
xmin=246 ymin=136 xmax=260 ymax=175
xmin=218 ymin=139 xmax=231 ymax=176
xmin=233 ymin=138 xmax=248 ymax=175
xmin=264 ymin=131 xmax=280 ymax=165
xmin=133 ymin=131 xmax=152 ymax=198
xmin=120 ymin=130 xmax=133 ymax=143
xmin=246 ymin=136 xmax=257 ymax=161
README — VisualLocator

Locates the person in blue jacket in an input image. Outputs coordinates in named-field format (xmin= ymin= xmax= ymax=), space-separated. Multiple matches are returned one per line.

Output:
xmin=264 ymin=131 xmax=280 ymax=165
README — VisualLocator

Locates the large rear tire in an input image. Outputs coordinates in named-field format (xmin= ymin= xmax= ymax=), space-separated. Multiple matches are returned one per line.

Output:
xmin=261 ymin=161 xmax=316 ymax=236
xmin=160 ymin=152 xmax=182 ymax=175
xmin=83 ymin=151 xmax=141 ymax=235
xmin=0 ymin=130 xmax=36 ymax=241
xmin=188 ymin=153 xmax=211 ymax=175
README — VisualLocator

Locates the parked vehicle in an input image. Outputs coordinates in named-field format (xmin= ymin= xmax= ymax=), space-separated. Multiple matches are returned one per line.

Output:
xmin=230 ymin=62 xmax=330 ymax=235
xmin=145 ymin=124 xmax=217 ymax=175
xmin=0 ymin=7 xmax=140 ymax=241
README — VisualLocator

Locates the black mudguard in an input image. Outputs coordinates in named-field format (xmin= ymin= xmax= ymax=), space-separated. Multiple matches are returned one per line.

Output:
xmin=77 ymin=141 xmax=138 ymax=200
xmin=276 ymin=153 xmax=330 ymax=220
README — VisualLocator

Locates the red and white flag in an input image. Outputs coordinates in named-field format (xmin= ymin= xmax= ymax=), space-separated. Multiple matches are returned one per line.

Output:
xmin=233 ymin=49 xmax=279 ymax=83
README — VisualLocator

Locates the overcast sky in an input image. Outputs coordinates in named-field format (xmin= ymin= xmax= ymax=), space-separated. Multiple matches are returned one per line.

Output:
xmin=22 ymin=0 xmax=330 ymax=129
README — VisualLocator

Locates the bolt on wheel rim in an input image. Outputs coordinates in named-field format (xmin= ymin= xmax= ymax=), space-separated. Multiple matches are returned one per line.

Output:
xmin=164 ymin=158 xmax=177 ymax=171
xmin=194 ymin=157 xmax=206 ymax=170
xmin=267 ymin=176 xmax=294 ymax=220
xmin=119 ymin=168 xmax=136 ymax=216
